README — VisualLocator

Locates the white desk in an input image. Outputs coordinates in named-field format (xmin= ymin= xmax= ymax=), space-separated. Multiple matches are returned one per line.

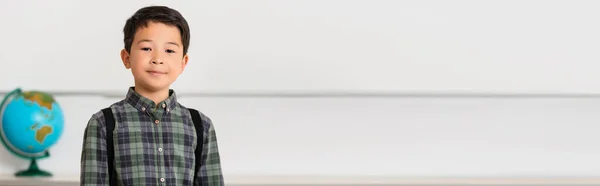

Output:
xmin=0 ymin=175 xmax=77 ymax=186
xmin=2 ymin=175 xmax=600 ymax=185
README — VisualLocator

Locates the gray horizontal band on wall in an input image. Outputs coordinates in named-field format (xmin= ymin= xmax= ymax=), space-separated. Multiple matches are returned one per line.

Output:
xmin=2 ymin=91 xmax=600 ymax=98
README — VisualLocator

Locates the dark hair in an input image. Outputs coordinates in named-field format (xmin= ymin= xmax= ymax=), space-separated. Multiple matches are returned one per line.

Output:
xmin=123 ymin=6 xmax=190 ymax=55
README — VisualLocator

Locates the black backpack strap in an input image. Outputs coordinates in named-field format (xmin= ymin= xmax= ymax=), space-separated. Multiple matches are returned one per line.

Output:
xmin=101 ymin=107 xmax=117 ymax=186
xmin=188 ymin=108 xmax=205 ymax=185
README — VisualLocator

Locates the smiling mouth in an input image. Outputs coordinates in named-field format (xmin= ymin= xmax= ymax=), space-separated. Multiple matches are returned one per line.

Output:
xmin=147 ymin=70 xmax=167 ymax=76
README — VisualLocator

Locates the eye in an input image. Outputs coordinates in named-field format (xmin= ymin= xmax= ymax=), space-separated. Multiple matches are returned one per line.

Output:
xmin=166 ymin=49 xmax=176 ymax=54
xmin=141 ymin=47 xmax=151 ymax=51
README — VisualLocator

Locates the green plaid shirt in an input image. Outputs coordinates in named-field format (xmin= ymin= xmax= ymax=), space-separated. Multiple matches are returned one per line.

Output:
xmin=81 ymin=87 xmax=223 ymax=186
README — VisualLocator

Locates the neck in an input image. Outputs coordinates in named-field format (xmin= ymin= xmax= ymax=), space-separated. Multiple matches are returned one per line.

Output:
xmin=133 ymin=85 xmax=170 ymax=107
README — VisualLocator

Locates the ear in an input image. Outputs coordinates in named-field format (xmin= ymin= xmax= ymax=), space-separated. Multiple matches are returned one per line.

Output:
xmin=120 ymin=49 xmax=131 ymax=69
xmin=180 ymin=54 xmax=189 ymax=73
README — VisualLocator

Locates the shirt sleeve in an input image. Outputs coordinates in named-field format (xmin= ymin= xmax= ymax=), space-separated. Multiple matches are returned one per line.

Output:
xmin=196 ymin=118 xmax=224 ymax=186
xmin=80 ymin=113 xmax=109 ymax=186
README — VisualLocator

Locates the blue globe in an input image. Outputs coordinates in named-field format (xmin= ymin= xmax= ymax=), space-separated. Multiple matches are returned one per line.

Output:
xmin=0 ymin=88 xmax=64 ymax=176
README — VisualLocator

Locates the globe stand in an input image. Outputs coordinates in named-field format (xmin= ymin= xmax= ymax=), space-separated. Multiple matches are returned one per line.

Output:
xmin=15 ymin=158 xmax=52 ymax=177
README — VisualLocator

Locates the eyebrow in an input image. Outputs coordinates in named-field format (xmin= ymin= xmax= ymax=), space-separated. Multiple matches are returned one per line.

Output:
xmin=137 ymin=39 xmax=180 ymax=48
xmin=166 ymin=42 xmax=180 ymax=48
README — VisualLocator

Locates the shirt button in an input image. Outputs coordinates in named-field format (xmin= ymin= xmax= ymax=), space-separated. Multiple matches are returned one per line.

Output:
xmin=155 ymin=120 xmax=160 ymax=124
xmin=160 ymin=178 xmax=165 ymax=182
xmin=162 ymin=103 xmax=166 ymax=108
xmin=158 ymin=147 xmax=163 ymax=152
xmin=141 ymin=107 xmax=146 ymax=111
xmin=166 ymin=108 xmax=170 ymax=112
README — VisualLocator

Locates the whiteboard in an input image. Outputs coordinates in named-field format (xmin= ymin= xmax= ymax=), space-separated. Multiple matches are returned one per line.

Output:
xmin=2 ymin=0 xmax=600 ymax=94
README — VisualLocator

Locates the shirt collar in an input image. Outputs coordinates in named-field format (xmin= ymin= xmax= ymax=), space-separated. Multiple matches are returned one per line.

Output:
xmin=125 ymin=86 xmax=177 ymax=113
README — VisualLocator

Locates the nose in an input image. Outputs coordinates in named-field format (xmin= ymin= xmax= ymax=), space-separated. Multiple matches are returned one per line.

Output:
xmin=151 ymin=60 xmax=164 ymax=65
xmin=150 ymin=51 xmax=164 ymax=65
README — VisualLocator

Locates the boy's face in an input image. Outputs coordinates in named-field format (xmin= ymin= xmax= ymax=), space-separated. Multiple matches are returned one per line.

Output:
xmin=120 ymin=21 xmax=188 ymax=92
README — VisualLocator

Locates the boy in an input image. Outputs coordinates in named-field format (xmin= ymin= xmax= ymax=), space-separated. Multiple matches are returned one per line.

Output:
xmin=80 ymin=6 xmax=224 ymax=186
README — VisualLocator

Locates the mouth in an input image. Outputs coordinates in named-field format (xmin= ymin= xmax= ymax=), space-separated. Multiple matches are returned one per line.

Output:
xmin=147 ymin=70 xmax=167 ymax=76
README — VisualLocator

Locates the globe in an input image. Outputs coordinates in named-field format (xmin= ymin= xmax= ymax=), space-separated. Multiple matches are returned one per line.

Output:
xmin=0 ymin=88 xmax=64 ymax=177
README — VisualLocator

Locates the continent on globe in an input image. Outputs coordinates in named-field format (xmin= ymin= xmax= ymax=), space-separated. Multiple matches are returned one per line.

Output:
xmin=34 ymin=126 xmax=53 ymax=144
xmin=22 ymin=91 xmax=55 ymax=110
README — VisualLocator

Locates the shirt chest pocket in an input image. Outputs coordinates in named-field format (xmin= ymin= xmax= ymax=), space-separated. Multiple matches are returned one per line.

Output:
xmin=114 ymin=123 xmax=146 ymax=168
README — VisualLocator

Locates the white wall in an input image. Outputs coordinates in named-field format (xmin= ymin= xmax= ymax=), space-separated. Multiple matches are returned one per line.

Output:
xmin=2 ymin=95 xmax=600 ymax=178
xmin=2 ymin=0 xmax=600 ymax=94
